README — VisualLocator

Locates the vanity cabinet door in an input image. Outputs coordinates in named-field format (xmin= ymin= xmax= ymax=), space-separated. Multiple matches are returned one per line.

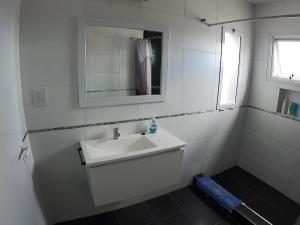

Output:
xmin=86 ymin=149 xmax=184 ymax=206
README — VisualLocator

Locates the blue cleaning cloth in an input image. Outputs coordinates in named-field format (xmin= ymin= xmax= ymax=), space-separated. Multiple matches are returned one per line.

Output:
xmin=197 ymin=176 xmax=242 ymax=213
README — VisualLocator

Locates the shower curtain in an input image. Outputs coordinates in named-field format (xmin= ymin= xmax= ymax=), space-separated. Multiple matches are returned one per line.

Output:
xmin=136 ymin=40 xmax=152 ymax=95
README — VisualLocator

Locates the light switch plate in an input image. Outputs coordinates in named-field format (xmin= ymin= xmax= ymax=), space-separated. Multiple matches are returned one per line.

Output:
xmin=31 ymin=88 xmax=47 ymax=107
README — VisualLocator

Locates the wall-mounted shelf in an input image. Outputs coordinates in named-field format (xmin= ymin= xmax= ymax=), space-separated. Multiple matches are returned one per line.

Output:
xmin=277 ymin=88 xmax=300 ymax=119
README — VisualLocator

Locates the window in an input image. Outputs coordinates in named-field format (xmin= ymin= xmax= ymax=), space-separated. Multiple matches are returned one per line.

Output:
xmin=217 ymin=28 xmax=241 ymax=108
xmin=271 ymin=37 xmax=300 ymax=82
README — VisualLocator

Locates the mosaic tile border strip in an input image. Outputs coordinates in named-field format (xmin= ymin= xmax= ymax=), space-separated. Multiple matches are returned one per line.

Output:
xmin=27 ymin=105 xmax=300 ymax=134
xmin=247 ymin=105 xmax=300 ymax=122
xmin=28 ymin=106 xmax=245 ymax=134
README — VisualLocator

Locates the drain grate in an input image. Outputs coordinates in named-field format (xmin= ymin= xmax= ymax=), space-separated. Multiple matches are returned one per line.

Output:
xmin=193 ymin=174 xmax=272 ymax=225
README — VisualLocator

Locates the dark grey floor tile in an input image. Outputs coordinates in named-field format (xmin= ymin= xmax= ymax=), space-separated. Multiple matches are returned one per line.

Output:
xmin=238 ymin=176 xmax=271 ymax=195
xmin=170 ymin=187 xmax=204 ymax=209
xmin=260 ymin=187 xmax=300 ymax=222
xmin=145 ymin=194 xmax=182 ymax=220
xmin=55 ymin=218 xmax=84 ymax=225
xmin=85 ymin=212 xmax=119 ymax=225
xmin=282 ymin=199 xmax=300 ymax=222
xmin=212 ymin=173 xmax=235 ymax=187
xmin=115 ymin=203 xmax=154 ymax=225
xmin=221 ymin=166 xmax=254 ymax=182
xmin=216 ymin=217 xmax=241 ymax=225
xmin=248 ymin=196 xmax=294 ymax=225
xmin=158 ymin=212 xmax=193 ymax=225
xmin=185 ymin=201 xmax=224 ymax=225
xmin=223 ymin=182 xmax=257 ymax=203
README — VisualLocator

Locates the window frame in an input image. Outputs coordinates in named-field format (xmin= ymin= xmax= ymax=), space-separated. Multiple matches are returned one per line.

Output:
xmin=216 ymin=27 xmax=242 ymax=110
xmin=267 ymin=35 xmax=300 ymax=87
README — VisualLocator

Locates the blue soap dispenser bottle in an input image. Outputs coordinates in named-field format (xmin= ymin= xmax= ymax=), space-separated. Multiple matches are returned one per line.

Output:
xmin=149 ymin=117 xmax=158 ymax=134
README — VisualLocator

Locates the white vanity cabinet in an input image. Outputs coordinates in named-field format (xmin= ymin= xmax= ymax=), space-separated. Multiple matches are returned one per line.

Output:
xmin=86 ymin=149 xmax=183 ymax=206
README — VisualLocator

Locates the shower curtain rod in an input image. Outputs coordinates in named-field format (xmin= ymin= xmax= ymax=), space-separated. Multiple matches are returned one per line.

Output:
xmin=200 ymin=13 xmax=300 ymax=26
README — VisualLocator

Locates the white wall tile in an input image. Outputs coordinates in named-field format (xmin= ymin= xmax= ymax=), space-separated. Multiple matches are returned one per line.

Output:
xmin=95 ymin=37 xmax=120 ymax=55
xmin=184 ymin=0 xmax=218 ymax=53
xmin=87 ymin=55 xmax=96 ymax=74
xmin=293 ymin=160 xmax=300 ymax=178
xmin=253 ymin=37 xmax=269 ymax=61
xmin=83 ymin=104 xmax=138 ymax=125
xmin=272 ymin=115 xmax=300 ymax=150
xmin=20 ymin=0 xmax=81 ymax=43
xmin=238 ymin=151 xmax=266 ymax=179
xmin=120 ymin=39 xmax=137 ymax=56
xmin=22 ymin=85 xmax=84 ymax=130
xmin=95 ymin=73 xmax=120 ymax=91
xmin=207 ymin=110 xmax=240 ymax=137
xmin=181 ymin=163 xmax=203 ymax=184
xmin=120 ymin=55 xmax=136 ymax=74
xmin=226 ymin=128 xmax=245 ymax=164
xmin=20 ymin=42 xmax=77 ymax=87
xmin=217 ymin=0 xmax=252 ymax=22
xmin=95 ymin=55 xmax=120 ymax=73
xmin=266 ymin=139 xmax=300 ymax=173
xmin=137 ymin=48 xmax=182 ymax=117
xmin=248 ymin=83 xmax=279 ymax=112
xmin=204 ymin=133 xmax=231 ymax=159
xmin=87 ymin=38 xmax=120 ymax=55
xmin=86 ymin=73 xmax=96 ymax=91
xmin=84 ymin=122 xmax=138 ymax=140
xmin=120 ymin=73 xmax=135 ymax=90
xmin=241 ymin=129 xmax=270 ymax=159
xmin=29 ymin=129 xmax=96 ymax=222
xmin=178 ymin=113 xmax=209 ymax=142
xmin=245 ymin=108 xmax=275 ymax=137
xmin=251 ymin=60 xmax=268 ymax=85
xmin=154 ymin=117 xmax=180 ymax=137
xmin=82 ymin=0 xmax=142 ymax=21
xmin=262 ymin=163 xmax=291 ymax=193
xmin=181 ymin=50 xmax=217 ymax=112
xmin=141 ymin=7 xmax=184 ymax=49
xmin=202 ymin=154 xmax=228 ymax=176
xmin=141 ymin=0 xmax=184 ymax=16
xmin=183 ymin=138 xmax=206 ymax=166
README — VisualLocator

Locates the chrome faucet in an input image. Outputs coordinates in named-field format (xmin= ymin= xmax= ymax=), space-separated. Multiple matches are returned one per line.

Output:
xmin=113 ymin=127 xmax=120 ymax=140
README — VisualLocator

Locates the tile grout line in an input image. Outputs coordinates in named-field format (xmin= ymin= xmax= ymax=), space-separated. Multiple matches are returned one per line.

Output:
xmin=142 ymin=201 xmax=159 ymax=224
xmin=112 ymin=210 xmax=122 ymax=225
xmin=143 ymin=198 xmax=185 ymax=224
xmin=167 ymin=193 xmax=185 ymax=212
xmin=154 ymin=211 xmax=184 ymax=224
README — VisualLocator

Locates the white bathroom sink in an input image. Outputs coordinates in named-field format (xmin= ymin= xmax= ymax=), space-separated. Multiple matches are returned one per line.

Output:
xmin=80 ymin=129 xmax=186 ymax=167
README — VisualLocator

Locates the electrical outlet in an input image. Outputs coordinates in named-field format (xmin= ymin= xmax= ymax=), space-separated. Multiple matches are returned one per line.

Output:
xmin=32 ymin=88 xmax=47 ymax=107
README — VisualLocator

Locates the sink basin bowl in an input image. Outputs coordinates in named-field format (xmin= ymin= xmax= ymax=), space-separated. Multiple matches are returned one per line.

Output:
xmin=80 ymin=129 xmax=186 ymax=167
xmin=84 ymin=136 xmax=157 ymax=159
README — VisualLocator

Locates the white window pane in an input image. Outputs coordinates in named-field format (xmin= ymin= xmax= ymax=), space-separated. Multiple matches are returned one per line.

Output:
xmin=219 ymin=31 xmax=241 ymax=106
xmin=272 ymin=39 xmax=300 ymax=81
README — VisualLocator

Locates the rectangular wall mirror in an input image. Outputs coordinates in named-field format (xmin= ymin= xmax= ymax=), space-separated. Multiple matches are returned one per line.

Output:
xmin=78 ymin=18 xmax=169 ymax=107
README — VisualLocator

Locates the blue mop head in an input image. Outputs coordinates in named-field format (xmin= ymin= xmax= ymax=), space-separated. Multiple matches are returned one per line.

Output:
xmin=197 ymin=176 xmax=242 ymax=213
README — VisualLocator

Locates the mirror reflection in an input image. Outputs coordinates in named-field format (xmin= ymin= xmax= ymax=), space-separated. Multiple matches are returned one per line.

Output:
xmin=86 ymin=26 xmax=162 ymax=98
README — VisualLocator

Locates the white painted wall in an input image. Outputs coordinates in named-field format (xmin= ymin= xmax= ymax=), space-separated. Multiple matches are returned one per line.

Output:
xmin=19 ymin=0 xmax=253 ymax=223
xmin=0 ymin=0 xmax=46 ymax=224
xmin=239 ymin=0 xmax=300 ymax=204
